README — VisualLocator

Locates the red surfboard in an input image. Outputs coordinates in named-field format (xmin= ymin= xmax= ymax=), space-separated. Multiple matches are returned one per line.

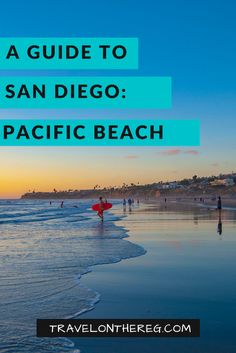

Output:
xmin=92 ymin=202 xmax=112 ymax=211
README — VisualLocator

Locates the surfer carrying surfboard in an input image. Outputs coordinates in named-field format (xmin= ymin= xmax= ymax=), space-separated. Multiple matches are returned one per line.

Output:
xmin=97 ymin=196 xmax=105 ymax=221
xmin=91 ymin=198 xmax=112 ymax=221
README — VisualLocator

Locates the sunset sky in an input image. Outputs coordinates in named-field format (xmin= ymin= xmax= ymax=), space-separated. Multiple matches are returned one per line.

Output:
xmin=0 ymin=0 xmax=236 ymax=198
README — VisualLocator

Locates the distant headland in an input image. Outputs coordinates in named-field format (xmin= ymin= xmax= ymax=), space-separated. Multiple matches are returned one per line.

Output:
xmin=21 ymin=173 xmax=236 ymax=199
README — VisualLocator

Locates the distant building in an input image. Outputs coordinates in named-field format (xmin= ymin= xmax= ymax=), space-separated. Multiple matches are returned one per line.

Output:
xmin=160 ymin=182 xmax=181 ymax=190
xmin=160 ymin=183 xmax=170 ymax=189
xmin=200 ymin=180 xmax=209 ymax=185
xmin=210 ymin=178 xmax=235 ymax=187
xmin=224 ymin=178 xmax=235 ymax=186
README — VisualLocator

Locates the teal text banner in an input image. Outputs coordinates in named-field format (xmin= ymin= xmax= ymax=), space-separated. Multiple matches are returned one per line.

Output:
xmin=0 ymin=38 xmax=138 ymax=70
xmin=0 ymin=119 xmax=200 ymax=146
xmin=0 ymin=76 xmax=171 ymax=109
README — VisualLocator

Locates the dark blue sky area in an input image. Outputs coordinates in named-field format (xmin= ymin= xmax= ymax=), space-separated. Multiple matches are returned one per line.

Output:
xmin=0 ymin=0 xmax=235 ymax=95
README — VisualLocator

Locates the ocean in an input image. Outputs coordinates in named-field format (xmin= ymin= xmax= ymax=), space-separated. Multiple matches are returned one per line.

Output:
xmin=0 ymin=199 xmax=145 ymax=353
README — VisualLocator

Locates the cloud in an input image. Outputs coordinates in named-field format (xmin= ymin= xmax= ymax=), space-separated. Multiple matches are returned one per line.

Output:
xmin=160 ymin=149 xmax=199 ymax=156
xmin=124 ymin=155 xmax=139 ymax=159
xmin=160 ymin=149 xmax=182 ymax=156
xmin=211 ymin=163 xmax=219 ymax=167
xmin=184 ymin=150 xmax=199 ymax=155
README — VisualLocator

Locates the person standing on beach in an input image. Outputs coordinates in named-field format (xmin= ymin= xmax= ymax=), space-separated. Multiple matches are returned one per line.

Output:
xmin=128 ymin=198 xmax=132 ymax=212
xmin=217 ymin=196 xmax=222 ymax=217
xmin=123 ymin=198 xmax=126 ymax=211
xmin=97 ymin=196 xmax=105 ymax=221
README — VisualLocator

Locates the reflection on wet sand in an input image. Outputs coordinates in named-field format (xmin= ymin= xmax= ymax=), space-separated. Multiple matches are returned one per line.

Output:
xmin=122 ymin=200 xmax=236 ymax=243
xmin=217 ymin=210 xmax=223 ymax=237
xmin=78 ymin=201 xmax=236 ymax=353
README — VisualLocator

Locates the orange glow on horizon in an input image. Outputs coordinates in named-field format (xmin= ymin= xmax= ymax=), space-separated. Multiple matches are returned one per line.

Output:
xmin=0 ymin=146 xmax=222 ymax=198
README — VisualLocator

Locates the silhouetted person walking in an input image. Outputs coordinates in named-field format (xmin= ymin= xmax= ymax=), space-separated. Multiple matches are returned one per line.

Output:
xmin=217 ymin=196 xmax=222 ymax=217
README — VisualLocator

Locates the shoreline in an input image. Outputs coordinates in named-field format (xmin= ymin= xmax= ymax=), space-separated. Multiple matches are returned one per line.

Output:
xmin=71 ymin=208 xmax=147 ymax=318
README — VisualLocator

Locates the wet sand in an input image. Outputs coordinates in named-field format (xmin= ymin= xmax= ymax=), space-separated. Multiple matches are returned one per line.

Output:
xmin=74 ymin=203 xmax=236 ymax=353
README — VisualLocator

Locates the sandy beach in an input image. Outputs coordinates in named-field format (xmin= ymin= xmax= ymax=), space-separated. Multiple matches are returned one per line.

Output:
xmin=74 ymin=202 xmax=236 ymax=353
